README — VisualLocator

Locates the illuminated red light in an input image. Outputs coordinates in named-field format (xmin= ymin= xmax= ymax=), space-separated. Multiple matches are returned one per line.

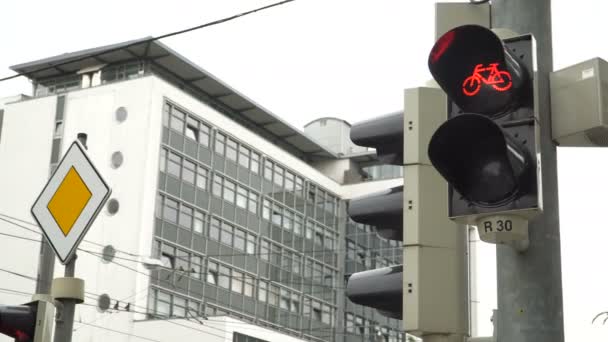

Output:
xmin=430 ymin=30 xmax=455 ymax=64
xmin=462 ymin=63 xmax=512 ymax=96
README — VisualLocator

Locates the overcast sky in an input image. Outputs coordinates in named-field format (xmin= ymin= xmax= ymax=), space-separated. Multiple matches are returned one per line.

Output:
xmin=1 ymin=1 xmax=608 ymax=340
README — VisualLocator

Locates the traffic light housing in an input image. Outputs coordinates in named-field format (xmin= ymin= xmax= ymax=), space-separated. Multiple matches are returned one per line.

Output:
xmin=427 ymin=25 xmax=541 ymax=223
xmin=0 ymin=304 xmax=36 ymax=342
xmin=0 ymin=300 xmax=54 ymax=342
xmin=346 ymin=113 xmax=404 ymax=319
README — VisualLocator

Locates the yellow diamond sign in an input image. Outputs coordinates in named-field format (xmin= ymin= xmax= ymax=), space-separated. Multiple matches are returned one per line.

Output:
xmin=32 ymin=141 xmax=111 ymax=264
xmin=47 ymin=167 xmax=92 ymax=236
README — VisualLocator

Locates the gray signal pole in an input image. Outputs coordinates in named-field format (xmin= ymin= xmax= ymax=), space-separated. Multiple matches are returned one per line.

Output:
xmin=491 ymin=1 xmax=565 ymax=341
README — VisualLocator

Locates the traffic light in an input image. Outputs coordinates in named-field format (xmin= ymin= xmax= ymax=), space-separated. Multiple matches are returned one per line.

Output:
xmin=346 ymin=112 xmax=404 ymax=319
xmin=345 ymin=265 xmax=403 ymax=319
xmin=427 ymin=25 xmax=541 ymax=227
xmin=0 ymin=300 xmax=54 ymax=342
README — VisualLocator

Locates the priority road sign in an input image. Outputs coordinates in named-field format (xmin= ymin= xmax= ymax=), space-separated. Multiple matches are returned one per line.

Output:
xmin=31 ymin=141 xmax=111 ymax=264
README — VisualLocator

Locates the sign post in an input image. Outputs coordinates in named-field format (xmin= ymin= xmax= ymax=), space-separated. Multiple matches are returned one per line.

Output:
xmin=31 ymin=134 xmax=110 ymax=342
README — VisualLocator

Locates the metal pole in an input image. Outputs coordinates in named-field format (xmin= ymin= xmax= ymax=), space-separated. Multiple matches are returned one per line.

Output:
xmin=35 ymin=240 xmax=56 ymax=294
xmin=53 ymin=134 xmax=87 ymax=342
xmin=491 ymin=1 xmax=565 ymax=342
xmin=53 ymin=255 xmax=77 ymax=342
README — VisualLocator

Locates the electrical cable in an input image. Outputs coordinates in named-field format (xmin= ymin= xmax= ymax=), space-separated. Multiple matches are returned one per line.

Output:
xmin=0 ymin=0 xmax=297 ymax=83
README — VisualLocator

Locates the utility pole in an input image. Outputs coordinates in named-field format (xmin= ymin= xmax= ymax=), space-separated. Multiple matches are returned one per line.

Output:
xmin=491 ymin=1 xmax=565 ymax=341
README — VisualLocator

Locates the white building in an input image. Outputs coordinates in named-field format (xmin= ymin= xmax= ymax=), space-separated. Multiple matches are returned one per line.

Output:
xmin=0 ymin=38 xmax=405 ymax=342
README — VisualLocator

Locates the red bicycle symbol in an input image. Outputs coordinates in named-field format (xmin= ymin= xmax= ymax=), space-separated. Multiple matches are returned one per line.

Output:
xmin=462 ymin=63 xmax=512 ymax=96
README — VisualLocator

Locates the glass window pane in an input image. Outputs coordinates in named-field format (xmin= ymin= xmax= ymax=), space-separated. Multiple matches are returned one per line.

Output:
xmin=246 ymin=235 xmax=256 ymax=255
xmin=239 ymin=146 xmax=250 ymax=168
xmin=232 ymin=271 xmax=243 ymax=293
xmin=258 ymin=281 xmax=267 ymax=302
xmin=236 ymin=186 xmax=247 ymax=209
xmin=234 ymin=229 xmax=245 ymax=251
xmin=218 ymin=265 xmax=230 ymax=289
xmin=159 ymin=148 xmax=167 ymax=172
xmin=220 ymin=222 xmax=233 ymax=246
xmin=200 ymin=124 xmax=210 ymax=147
xmin=209 ymin=218 xmax=221 ymax=241
xmin=182 ymin=159 xmax=195 ymax=184
xmin=226 ymin=139 xmax=237 ymax=161
xmin=274 ymin=166 xmax=284 ymax=187
xmin=170 ymin=108 xmax=185 ymax=132
xmin=179 ymin=205 xmax=193 ymax=229
xmin=215 ymin=133 xmax=225 ymax=155
xmin=248 ymin=192 xmax=258 ymax=214
xmin=163 ymin=198 xmax=178 ymax=223
xmin=250 ymin=152 xmax=260 ymax=174
xmin=212 ymin=174 xmax=222 ymax=197
xmin=264 ymin=160 xmax=273 ymax=181
xmin=260 ymin=240 xmax=269 ymax=261
xmin=223 ymin=180 xmax=235 ymax=203
xmin=196 ymin=167 xmax=207 ymax=190
xmin=186 ymin=117 xmax=199 ymax=142
xmin=167 ymin=152 xmax=181 ymax=178
xmin=193 ymin=211 xmax=204 ymax=234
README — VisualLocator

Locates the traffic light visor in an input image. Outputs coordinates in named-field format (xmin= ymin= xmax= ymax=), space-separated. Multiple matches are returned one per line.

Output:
xmin=429 ymin=25 xmax=527 ymax=116
xmin=428 ymin=114 xmax=528 ymax=206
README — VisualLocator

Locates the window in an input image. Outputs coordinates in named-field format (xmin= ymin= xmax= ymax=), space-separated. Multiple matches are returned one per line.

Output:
xmin=291 ymin=293 xmax=300 ymax=313
xmin=246 ymin=235 xmax=256 ymax=255
xmin=232 ymin=270 xmax=243 ymax=293
xmin=212 ymin=174 xmax=222 ymax=197
xmin=209 ymin=218 xmax=221 ymax=241
xmin=260 ymin=240 xmax=270 ymax=261
xmin=272 ymin=205 xmax=282 ymax=226
xmin=264 ymin=160 xmax=273 ymax=181
xmin=175 ymin=251 xmax=189 ymax=272
xmin=196 ymin=167 xmax=208 ymax=190
xmin=312 ymin=301 xmax=322 ymax=321
xmin=220 ymin=222 xmax=233 ymax=246
xmin=244 ymin=275 xmax=254 ymax=297
xmin=262 ymin=199 xmax=271 ymax=220
xmin=192 ymin=211 xmax=205 ymax=234
xmin=283 ymin=210 xmax=293 ymax=231
xmin=218 ymin=265 xmax=230 ymax=289
xmin=258 ymin=281 xmax=267 ymax=302
xmin=215 ymin=133 xmax=226 ymax=155
xmin=161 ymin=244 xmax=175 ymax=269
xmin=274 ymin=165 xmax=284 ymax=187
xmin=292 ymin=254 xmax=301 ymax=274
xmin=207 ymin=261 xmax=218 ymax=285
xmin=239 ymin=146 xmax=250 ymax=168
xmin=179 ymin=205 xmax=193 ymax=229
xmin=236 ymin=187 xmax=247 ymax=209
xmin=234 ymin=229 xmax=246 ymax=251
xmin=248 ymin=192 xmax=258 ymax=214
xmin=303 ymin=297 xmax=311 ymax=316
xmin=159 ymin=149 xmax=167 ymax=172
xmin=280 ymin=288 xmax=290 ymax=310
xmin=182 ymin=159 xmax=195 ymax=184
xmin=285 ymin=171 xmax=294 ymax=192
xmin=314 ymin=228 xmax=324 ymax=246
xmin=250 ymin=152 xmax=260 ymax=174
xmin=294 ymin=215 xmax=303 ymax=236
xmin=226 ymin=138 xmax=237 ymax=161
xmin=186 ymin=117 xmax=199 ymax=141
xmin=356 ymin=316 xmax=365 ymax=335
xmin=268 ymin=285 xmax=279 ymax=306
xmin=170 ymin=108 xmax=185 ymax=133
xmin=199 ymin=124 xmax=210 ymax=147
xmin=224 ymin=180 xmax=235 ymax=203
xmin=156 ymin=291 xmax=171 ymax=317
xmin=163 ymin=198 xmax=178 ymax=223
xmin=167 ymin=152 xmax=181 ymax=178
xmin=346 ymin=313 xmax=355 ymax=333
xmin=295 ymin=177 xmax=304 ymax=197
xmin=191 ymin=255 xmax=202 ymax=279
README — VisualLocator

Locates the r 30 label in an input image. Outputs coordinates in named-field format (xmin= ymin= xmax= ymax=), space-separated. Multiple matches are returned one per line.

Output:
xmin=482 ymin=219 xmax=513 ymax=233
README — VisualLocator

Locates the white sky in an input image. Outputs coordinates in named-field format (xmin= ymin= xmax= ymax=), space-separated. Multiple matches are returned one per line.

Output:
xmin=1 ymin=1 xmax=607 ymax=340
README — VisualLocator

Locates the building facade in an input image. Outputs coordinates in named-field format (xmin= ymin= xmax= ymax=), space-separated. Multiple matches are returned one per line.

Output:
xmin=0 ymin=38 xmax=404 ymax=342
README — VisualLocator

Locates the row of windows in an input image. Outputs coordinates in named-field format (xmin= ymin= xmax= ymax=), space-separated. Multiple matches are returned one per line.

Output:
xmin=260 ymin=239 xmax=337 ymax=286
xmin=101 ymin=61 xmax=145 ymax=84
xmin=345 ymin=313 xmax=405 ymax=342
xmin=209 ymin=216 xmax=257 ymax=254
xmin=160 ymin=148 xmax=209 ymax=190
xmin=212 ymin=174 xmax=258 ymax=213
xmin=346 ymin=240 xmax=395 ymax=268
xmin=150 ymin=288 xmax=204 ymax=319
xmin=347 ymin=220 xmax=402 ymax=248
xmin=215 ymin=132 xmax=261 ymax=174
xmin=165 ymin=103 xmax=212 ymax=148
xmin=262 ymin=198 xmax=337 ymax=250
xmin=157 ymin=194 xmax=206 ymax=234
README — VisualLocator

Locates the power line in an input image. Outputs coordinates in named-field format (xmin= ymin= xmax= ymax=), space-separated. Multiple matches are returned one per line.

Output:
xmin=0 ymin=0 xmax=297 ymax=83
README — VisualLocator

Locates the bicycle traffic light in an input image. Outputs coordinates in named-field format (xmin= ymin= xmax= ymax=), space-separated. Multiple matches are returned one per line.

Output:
xmin=427 ymin=25 xmax=540 ymax=226
xmin=346 ymin=113 xmax=404 ymax=319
